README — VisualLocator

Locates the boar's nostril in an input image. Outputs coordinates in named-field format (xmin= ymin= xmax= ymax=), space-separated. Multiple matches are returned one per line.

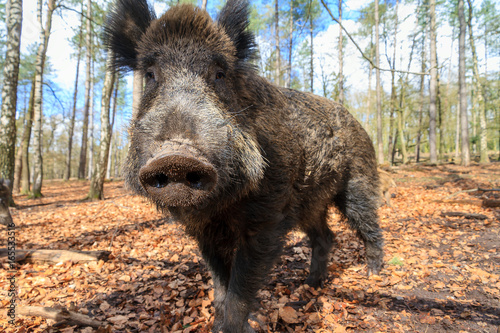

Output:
xmin=186 ymin=172 xmax=204 ymax=189
xmin=152 ymin=173 xmax=169 ymax=188
xmin=140 ymin=172 xmax=170 ymax=189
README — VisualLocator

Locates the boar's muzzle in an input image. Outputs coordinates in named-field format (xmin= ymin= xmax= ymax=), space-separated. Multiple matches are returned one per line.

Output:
xmin=138 ymin=146 xmax=218 ymax=207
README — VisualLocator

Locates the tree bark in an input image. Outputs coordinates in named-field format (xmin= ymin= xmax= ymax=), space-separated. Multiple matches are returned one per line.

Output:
xmin=458 ymin=0 xmax=470 ymax=166
xmin=14 ymin=82 xmax=35 ymax=194
xmin=286 ymin=2 xmax=293 ymax=89
xmin=13 ymin=133 xmax=22 ymax=193
xmin=106 ymin=81 xmax=119 ymax=180
xmin=455 ymin=101 xmax=460 ymax=161
xmin=65 ymin=8 xmax=84 ymax=181
xmin=375 ymin=0 xmax=383 ymax=164
xmin=88 ymin=51 xmax=116 ymax=200
xmin=416 ymin=29 xmax=426 ymax=163
xmin=17 ymin=306 xmax=105 ymax=328
xmin=20 ymin=78 xmax=35 ymax=194
xmin=0 ymin=0 xmax=23 ymax=190
xmin=274 ymin=0 xmax=281 ymax=86
xmin=389 ymin=0 xmax=399 ymax=165
xmin=308 ymin=0 xmax=314 ymax=93
xmin=466 ymin=0 xmax=488 ymax=163
xmin=428 ymin=0 xmax=438 ymax=164
xmin=132 ymin=71 xmax=143 ymax=121
xmin=32 ymin=0 xmax=56 ymax=198
xmin=87 ymin=58 xmax=95 ymax=181
xmin=364 ymin=30 xmax=374 ymax=134
xmin=79 ymin=0 xmax=92 ymax=179
xmin=337 ymin=0 xmax=344 ymax=104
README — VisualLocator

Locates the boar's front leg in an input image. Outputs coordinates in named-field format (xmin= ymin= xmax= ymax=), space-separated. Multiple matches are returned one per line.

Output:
xmin=198 ymin=240 xmax=232 ymax=332
xmin=222 ymin=230 xmax=285 ymax=333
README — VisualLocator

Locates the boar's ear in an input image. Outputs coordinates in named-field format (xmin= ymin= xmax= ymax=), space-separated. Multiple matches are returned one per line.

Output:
xmin=103 ymin=0 xmax=156 ymax=71
xmin=217 ymin=0 xmax=256 ymax=62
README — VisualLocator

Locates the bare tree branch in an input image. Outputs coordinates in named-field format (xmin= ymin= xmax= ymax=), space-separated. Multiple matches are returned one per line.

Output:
xmin=320 ymin=0 xmax=430 ymax=76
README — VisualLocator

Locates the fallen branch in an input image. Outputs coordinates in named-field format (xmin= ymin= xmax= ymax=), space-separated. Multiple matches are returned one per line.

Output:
xmin=440 ymin=211 xmax=488 ymax=220
xmin=478 ymin=188 xmax=500 ymax=192
xmin=434 ymin=199 xmax=483 ymax=206
xmin=18 ymin=306 xmax=106 ymax=328
xmin=445 ymin=189 xmax=481 ymax=199
xmin=445 ymin=187 xmax=500 ymax=199
xmin=0 ymin=249 xmax=110 ymax=264
xmin=482 ymin=199 xmax=500 ymax=208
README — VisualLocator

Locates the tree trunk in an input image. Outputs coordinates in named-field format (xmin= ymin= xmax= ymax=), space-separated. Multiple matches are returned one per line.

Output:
xmin=32 ymin=0 xmax=56 ymax=198
xmin=337 ymin=0 xmax=344 ymax=104
xmin=428 ymin=0 xmax=438 ymax=164
xmin=65 ymin=9 xmax=84 ymax=181
xmin=20 ymin=78 xmax=35 ymax=194
xmin=396 ymin=0 xmax=414 ymax=166
xmin=375 ymin=0 xmax=383 ymax=164
xmin=287 ymin=2 xmax=293 ymax=89
xmin=437 ymin=72 xmax=444 ymax=159
xmin=88 ymin=60 xmax=95 ymax=181
xmin=444 ymin=25 xmax=455 ymax=161
xmin=416 ymin=30 xmax=426 ymax=163
xmin=389 ymin=0 xmax=399 ymax=165
xmin=132 ymin=71 xmax=143 ymax=121
xmin=458 ymin=0 xmax=470 ymax=166
xmin=0 ymin=0 xmax=23 ymax=189
xmin=308 ymin=0 xmax=314 ymax=93
xmin=89 ymin=51 xmax=116 ymax=200
xmin=79 ymin=0 xmax=92 ymax=179
xmin=455 ymin=101 xmax=460 ymax=161
xmin=106 ymin=79 xmax=119 ymax=180
xmin=364 ymin=31 xmax=374 ymax=135
xmin=201 ymin=0 xmax=207 ymax=11
xmin=13 ymin=136 xmax=22 ymax=193
xmin=274 ymin=0 xmax=280 ymax=86
xmin=466 ymin=0 xmax=488 ymax=163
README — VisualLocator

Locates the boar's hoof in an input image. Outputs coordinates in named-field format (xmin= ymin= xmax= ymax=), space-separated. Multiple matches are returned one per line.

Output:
xmin=366 ymin=256 xmax=383 ymax=277
xmin=139 ymin=154 xmax=217 ymax=207
xmin=304 ymin=275 xmax=324 ymax=289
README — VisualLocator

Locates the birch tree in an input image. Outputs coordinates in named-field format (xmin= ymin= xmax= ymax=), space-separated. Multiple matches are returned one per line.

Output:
xmin=458 ymin=0 xmax=470 ymax=166
xmin=337 ymin=0 xmax=344 ymax=104
xmin=88 ymin=50 xmax=116 ymax=200
xmin=274 ymin=0 xmax=281 ymax=86
xmin=375 ymin=0 xmax=384 ymax=164
xmin=31 ymin=0 xmax=56 ymax=197
xmin=428 ymin=0 xmax=438 ymax=163
xmin=467 ymin=0 xmax=488 ymax=163
xmin=0 ymin=0 xmax=23 ymax=188
xmin=65 ymin=6 xmax=84 ymax=181
xmin=79 ymin=0 xmax=92 ymax=179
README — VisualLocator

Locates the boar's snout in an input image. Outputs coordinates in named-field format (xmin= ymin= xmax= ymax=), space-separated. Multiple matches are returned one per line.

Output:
xmin=138 ymin=148 xmax=218 ymax=207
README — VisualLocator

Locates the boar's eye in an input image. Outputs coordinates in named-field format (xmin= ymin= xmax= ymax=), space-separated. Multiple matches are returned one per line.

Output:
xmin=145 ymin=71 xmax=155 ymax=82
xmin=215 ymin=70 xmax=226 ymax=81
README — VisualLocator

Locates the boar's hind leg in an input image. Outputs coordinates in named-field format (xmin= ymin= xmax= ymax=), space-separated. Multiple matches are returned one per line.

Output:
xmin=303 ymin=207 xmax=335 ymax=288
xmin=336 ymin=177 xmax=384 ymax=275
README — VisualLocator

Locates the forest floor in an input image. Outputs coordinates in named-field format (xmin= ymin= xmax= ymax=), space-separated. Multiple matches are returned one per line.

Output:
xmin=1 ymin=163 xmax=499 ymax=333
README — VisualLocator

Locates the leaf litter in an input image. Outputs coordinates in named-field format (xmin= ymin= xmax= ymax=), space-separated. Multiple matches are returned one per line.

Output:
xmin=1 ymin=163 xmax=499 ymax=332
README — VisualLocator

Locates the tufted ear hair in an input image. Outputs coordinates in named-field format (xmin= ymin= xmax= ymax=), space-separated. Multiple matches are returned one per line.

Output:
xmin=103 ymin=0 xmax=156 ymax=71
xmin=217 ymin=0 xmax=256 ymax=62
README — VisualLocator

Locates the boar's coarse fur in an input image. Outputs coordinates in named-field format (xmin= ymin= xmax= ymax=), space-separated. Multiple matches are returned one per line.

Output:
xmin=104 ymin=0 xmax=384 ymax=331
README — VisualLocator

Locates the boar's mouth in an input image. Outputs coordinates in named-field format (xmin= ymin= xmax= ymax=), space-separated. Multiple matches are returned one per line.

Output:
xmin=138 ymin=151 xmax=218 ymax=207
